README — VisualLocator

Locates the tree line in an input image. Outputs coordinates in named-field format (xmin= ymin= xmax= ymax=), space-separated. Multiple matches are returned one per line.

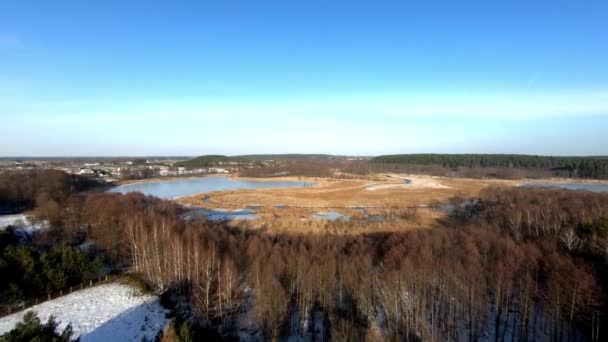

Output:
xmin=459 ymin=186 xmax=608 ymax=256
xmin=371 ymin=154 xmax=608 ymax=179
xmin=239 ymin=158 xmax=558 ymax=180
xmin=0 ymin=230 xmax=102 ymax=309
xmin=26 ymin=191 xmax=607 ymax=340
xmin=0 ymin=169 xmax=101 ymax=214
xmin=239 ymin=160 xmax=335 ymax=178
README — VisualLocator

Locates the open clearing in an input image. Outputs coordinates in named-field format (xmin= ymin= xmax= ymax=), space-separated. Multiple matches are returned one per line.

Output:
xmin=177 ymin=174 xmax=516 ymax=231
xmin=178 ymin=174 xmax=515 ymax=210
xmin=0 ymin=283 xmax=168 ymax=341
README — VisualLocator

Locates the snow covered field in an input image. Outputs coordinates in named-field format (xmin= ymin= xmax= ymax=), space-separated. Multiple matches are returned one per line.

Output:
xmin=0 ymin=283 xmax=168 ymax=341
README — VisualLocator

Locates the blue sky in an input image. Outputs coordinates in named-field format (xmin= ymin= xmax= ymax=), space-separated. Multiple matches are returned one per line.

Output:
xmin=1 ymin=0 xmax=607 ymax=156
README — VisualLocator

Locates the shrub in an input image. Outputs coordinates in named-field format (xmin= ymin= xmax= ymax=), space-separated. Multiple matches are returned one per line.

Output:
xmin=117 ymin=273 xmax=153 ymax=294
xmin=155 ymin=319 xmax=194 ymax=342
xmin=0 ymin=311 xmax=74 ymax=342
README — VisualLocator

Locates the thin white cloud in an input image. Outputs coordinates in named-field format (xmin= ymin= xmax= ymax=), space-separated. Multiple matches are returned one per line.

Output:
xmin=23 ymin=89 xmax=607 ymax=123
xmin=4 ymin=89 xmax=608 ymax=128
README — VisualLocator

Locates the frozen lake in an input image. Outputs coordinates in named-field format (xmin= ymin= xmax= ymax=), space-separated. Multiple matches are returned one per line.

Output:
xmin=522 ymin=182 xmax=608 ymax=193
xmin=109 ymin=176 xmax=317 ymax=199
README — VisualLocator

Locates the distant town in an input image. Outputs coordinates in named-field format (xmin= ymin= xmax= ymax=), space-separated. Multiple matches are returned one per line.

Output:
xmin=0 ymin=157 xmax=281 ymax=182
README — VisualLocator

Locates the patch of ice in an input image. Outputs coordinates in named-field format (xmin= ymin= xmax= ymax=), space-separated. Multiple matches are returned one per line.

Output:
xmin=312 ymin=211 xmax=350 ymax=221
xmin=182 ymin=208 xmax=260 ymax=221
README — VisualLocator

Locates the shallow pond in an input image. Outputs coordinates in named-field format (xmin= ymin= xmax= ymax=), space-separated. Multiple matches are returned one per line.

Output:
xmin=521 ymin=182 xmax=608 ymax=193
xmin=350 ymin=207 xmax=384 ymax=222
xmin=313 ymin=211 xmax=351 ymax=221
xmin=110 ymin=176 xmax=317 ymax=199
xmin=182 ymin=208 xmax=260 ymax=221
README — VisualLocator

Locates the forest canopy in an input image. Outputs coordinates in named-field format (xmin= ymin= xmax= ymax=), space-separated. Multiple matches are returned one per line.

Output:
xmin=175 ymin=154 xmax=340 ymax=167
xmin=372 ymin=154 xmax=608 ymax=179
xmin=0 ymin=170 xmax=101 ymax=214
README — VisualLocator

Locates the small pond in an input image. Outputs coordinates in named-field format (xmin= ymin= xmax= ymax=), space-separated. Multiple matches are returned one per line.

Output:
xmin=313 ymin=211 xmax=351 ymax=221
xmin=182 ymin=208 xmax=260 ymax=221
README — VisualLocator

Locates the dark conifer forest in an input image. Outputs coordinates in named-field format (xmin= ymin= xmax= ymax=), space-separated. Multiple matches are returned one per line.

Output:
xmin=372 ymin=154 xmax=608 ymax=179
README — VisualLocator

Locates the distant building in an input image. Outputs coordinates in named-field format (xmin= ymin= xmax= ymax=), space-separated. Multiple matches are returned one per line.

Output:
xmin=209 ymin=167 xmax=230 ymax=173
xmin=159 ymin=167 xmax=172 ymax=176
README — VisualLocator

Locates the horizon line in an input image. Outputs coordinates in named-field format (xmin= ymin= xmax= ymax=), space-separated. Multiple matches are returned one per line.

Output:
xmin=2 ymin=153 xmax=608 ymax=159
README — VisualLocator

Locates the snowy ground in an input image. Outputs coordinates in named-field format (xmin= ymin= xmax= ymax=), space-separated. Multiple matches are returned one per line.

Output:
xmin=0 ymin=214 xmax=47 ymax=240
xmin=286 ymin=309 xmax=324 ymax=342
xmin=0 ymin=283 xmax=168 ymax=341
xmin=0 ymin=214 xmax=30 ymax=229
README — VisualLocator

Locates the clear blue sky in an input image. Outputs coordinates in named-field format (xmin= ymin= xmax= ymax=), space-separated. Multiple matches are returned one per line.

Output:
xmin=1 ymin=0 xmax=607 ymax=156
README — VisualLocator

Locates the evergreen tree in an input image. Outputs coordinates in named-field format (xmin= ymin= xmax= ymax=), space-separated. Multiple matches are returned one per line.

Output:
xmin=0 ymin=311 xmax=75 ymax=342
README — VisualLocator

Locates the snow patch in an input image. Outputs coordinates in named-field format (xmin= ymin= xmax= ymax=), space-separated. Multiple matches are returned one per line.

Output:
xmin=0 ymin=214 xmax=47 ymax=241
xmin=0 ymin=214 xmax=30 ymax=229
xmin=0 ymin=283 xmax=168 ymax=341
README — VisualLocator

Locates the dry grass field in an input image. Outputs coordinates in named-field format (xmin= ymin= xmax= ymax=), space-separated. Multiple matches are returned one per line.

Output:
xmin=178 ymin=174 xmax=515 ymax=209
xmin=176 ymin=174 xmax=518 ymax=233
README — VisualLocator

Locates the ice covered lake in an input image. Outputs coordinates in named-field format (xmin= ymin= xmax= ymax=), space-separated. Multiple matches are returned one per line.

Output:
xmin=522 ymin=182 xmax=608 ymax=193
xmin=109 ymin=176 xmax=318 ymax=199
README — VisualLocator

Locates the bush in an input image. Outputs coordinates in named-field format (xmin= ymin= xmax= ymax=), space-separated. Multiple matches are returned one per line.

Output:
xmin=156 ymin=319 xmax=194 ymax=342
xmin=117 ymin=274 xmax=153 ymax=294
xmin=0 ymin=311 xmax=74 ymax=342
